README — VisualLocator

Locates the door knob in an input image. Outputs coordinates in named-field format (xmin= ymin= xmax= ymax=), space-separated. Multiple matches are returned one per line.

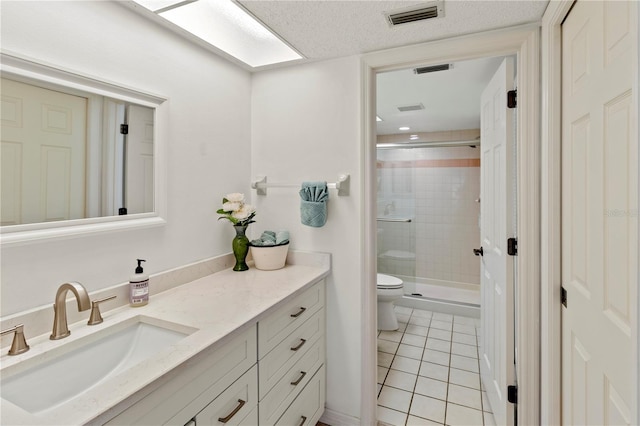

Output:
xmin=473 ymin=247 xmax=483 ymax=256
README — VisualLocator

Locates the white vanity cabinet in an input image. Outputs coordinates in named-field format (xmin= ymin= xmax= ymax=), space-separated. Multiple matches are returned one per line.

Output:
xmin=258 ymin=280 xmax=326 ymax=426
xmin=103 ymin=279 xmax=326 ymax=426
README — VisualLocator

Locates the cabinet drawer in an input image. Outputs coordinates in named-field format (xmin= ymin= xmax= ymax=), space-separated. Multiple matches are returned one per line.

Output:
xmin=275 ymin=366 xmax=325 ymax=426
xmin=190 ymin=364 xmax=258 ymax=426
xmin=259 ymin=337 xmax=324 ymax=425
xmin=259 ymin=309 xmax=325 ymax=399
xmin=258 ymin=280 xmax=324 ymax=359
xmin=105 ymin=325 xmax=257 ymax=426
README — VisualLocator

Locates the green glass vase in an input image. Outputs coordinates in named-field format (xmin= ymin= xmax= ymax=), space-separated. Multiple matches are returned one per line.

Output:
xmin=232 ymin=224 xmax=250 ymax=271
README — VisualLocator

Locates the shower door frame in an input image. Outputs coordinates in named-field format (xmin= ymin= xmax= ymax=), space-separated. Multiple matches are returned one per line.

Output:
xmin=360 ymin=24 xmax=540 ymax=425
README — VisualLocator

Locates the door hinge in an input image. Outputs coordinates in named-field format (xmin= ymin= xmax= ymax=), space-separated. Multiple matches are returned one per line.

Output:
xmin=561 ymin=287 xmax=567 ymax=307
xmin=507 ymin=90 xmax=517 ymax=109
xmin=120 ymin=124 xmax=129 ymax=135
xmin=507 ymin=237 xmax=518 ymax=256
xmin=507 ymin=385 xmax=518 ymax=404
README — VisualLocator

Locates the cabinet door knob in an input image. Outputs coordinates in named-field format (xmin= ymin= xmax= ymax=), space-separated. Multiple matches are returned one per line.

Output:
xmin=290 ymin=338 xmax=307 ymax=351
xmin=290 ymin=307 xmax=307 ymax=318
xmin=290 ymin=371 xmax=307 ymax=386
xmin=217 ymin=399 xmax=246 ymax=423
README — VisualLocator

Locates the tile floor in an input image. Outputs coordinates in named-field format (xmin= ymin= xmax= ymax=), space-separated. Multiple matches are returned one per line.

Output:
xmin=377 ymin=306 xmax=496 ymax=426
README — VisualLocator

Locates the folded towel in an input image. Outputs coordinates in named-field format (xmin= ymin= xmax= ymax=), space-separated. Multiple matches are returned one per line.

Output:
xmin=299 ymin=182 xmax=328 ymax=227
xmin=251 ymin=230 xmax=289 ymax=246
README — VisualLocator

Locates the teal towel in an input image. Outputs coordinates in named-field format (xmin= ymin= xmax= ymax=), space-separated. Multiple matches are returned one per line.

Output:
xmin=251 ymin=230 xmax=289 ymax=246
xmin=299 ymin=182 xmax=328 ymax=227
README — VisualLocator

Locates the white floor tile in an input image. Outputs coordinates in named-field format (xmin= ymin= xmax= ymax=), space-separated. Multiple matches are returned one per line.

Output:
xmin=409 ymin=394 xmax=446 ymax=424
xmin=414 ymin=376 xmax=448 ymax=400
xmin=406 ymin=415 xmax=442 ymax=425
xmin=379 ymin=386 xmax=413 ymax=413
xmin=397 ymin=343 xmax=424 ymax=360
xmin=453 ymin=315 xmax=476 ymax=325
xmin=445 ymin=403 xmax=484 ymax=425
xmin=406 ymin=324 xmax=429 ymax=336
xmin=380 ymin=330 xmax=404 ymax=342
xmin=450 ymin=342 xmax=478 ymax=359
xmin=379 ymin=339 xmax=400 ymax=354
xmin=378 ymin=351 xmax=395 ymax=368
xmin=452 ymin=323 xmax=476 ymax=335
xmin=448 ymin=368 xmax=480 ymax=390
xmin=432 ymin=313 xmax=453 ymax=322
xmin=385 ymin=369 xmax=418 ymax=392
xmin=422 ymin=349 xmax=450 ymax=366
xmin=378 ymin=366 xmax=389 ymax=384
xmin=411 ymin=309 xmax=433 ymax=318
xmin=451 ymin=332 xmax=477 ymax=346
xmin=409 ymin=316 xmax=431 ymax=327
xmin=378 ymin=383 xmax=382 ymax=395
xmin=483 ymin=410 xmax=497 ymax=425
xmin=391 ymin=355 xmax=421 ymax=375
xmin=450 ymin=354 xmax=479 ymax=373
xmin=419 ymin=361 xmax=450 ymax=382
xmin=397 ymin=321 xmax=408 ymax=332
xmin=447 ymin=384 xmax=482 ymax=410
xmin=402 ymin=333 xmax=427 ymax=348
xmin=426 ymin=338 xmax=451 ymax=353
xmin=427 ymin=328 xmax=452 ymax=341
xmin=395 ymin=306 xmax=414 ymax=315
xmin=397 ymin=313 xmax=411 ymax=323
xmin=430 ymin=320 xmax=453 ymax=331
xmin=377 ymin=406 xmax=408 ymax=426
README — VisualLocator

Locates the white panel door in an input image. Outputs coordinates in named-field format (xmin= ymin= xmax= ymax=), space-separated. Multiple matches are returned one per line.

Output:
xmin=479 ymin=57 xmax=515 ymax=426
xmin=125 ymin=104 xmax=154 ymax=215
xmin=561 ymin=1 xmax=638 ymax=424
xmin=1 ymin=78 xmax=87 ymax=225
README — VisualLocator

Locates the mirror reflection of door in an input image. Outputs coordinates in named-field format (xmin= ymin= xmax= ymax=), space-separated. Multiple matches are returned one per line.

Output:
xmin=1 ymin=78 xmax=87 ymax=225
xmin=125 ymin=104 xmax=154 ymax=215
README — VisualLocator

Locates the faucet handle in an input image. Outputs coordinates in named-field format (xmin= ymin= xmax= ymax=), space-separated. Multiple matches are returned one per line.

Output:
xmin=87 ymin=295 xmax=117 ymax=326
xmin=1 ymin=324 xmax=30 ymax=356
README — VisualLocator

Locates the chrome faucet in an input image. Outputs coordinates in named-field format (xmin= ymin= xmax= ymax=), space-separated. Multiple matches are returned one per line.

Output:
xmin=50 ymin=282 xmax=91 ymax=340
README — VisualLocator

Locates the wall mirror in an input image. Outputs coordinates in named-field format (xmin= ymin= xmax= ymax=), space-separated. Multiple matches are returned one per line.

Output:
xmin=0 ymin=53 xmax=168 ymax=245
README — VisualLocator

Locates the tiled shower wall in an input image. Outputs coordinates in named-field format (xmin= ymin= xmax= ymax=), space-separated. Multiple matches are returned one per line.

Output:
xmin=377 ymin=146 xmax=481 ymax=289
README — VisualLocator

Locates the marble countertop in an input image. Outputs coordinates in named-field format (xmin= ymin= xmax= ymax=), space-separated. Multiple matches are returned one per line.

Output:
xmin=0 ymin=252 xmax=330 ymax=425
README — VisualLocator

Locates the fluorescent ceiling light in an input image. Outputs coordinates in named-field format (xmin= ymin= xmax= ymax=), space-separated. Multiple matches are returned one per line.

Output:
xmin=399 ymin=126 xmax=411 ymax=131
xmin=133 ymin=0 xmax=303 ymax=68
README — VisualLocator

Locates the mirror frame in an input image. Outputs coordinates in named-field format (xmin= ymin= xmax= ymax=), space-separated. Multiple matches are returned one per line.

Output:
xmin=0 ymin=51 xmax=168 ymax=246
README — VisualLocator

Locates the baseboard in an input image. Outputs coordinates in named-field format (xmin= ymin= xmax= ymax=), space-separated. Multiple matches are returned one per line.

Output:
xmin=319 ymin=407 xmax=360 ymax=426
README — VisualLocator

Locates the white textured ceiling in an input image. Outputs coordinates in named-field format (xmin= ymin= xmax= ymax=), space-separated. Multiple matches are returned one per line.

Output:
xmin=238 ymin=0 xmax=548 ymax=61
xmin=376 ymin=55 xmax=505 ymax=135
xmin=238 ymin=0 xmax=548 ymax=136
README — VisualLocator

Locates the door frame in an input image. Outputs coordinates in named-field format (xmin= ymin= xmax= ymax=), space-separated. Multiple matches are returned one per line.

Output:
xmin=540 ymin=2 xmax=640 ymax=425
xmin=361 ymin=24 xmax=541 ymax=425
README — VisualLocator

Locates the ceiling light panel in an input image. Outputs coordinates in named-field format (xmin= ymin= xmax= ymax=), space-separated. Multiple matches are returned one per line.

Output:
xmin=135 ymin=0 xmax=303 ymax=68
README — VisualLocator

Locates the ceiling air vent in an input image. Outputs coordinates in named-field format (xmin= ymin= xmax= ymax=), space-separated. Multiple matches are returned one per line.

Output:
xmin=414 ymin=63 xmax=451 ymax=74
xmin=397 ymin=103 xmax=425 ymax=112
xmin=386 ymin=1 xmax=444 ymax=26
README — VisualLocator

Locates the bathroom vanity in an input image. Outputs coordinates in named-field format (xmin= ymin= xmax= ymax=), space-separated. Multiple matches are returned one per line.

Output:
xmin=0 ymin=253 xmax=329 ymax=426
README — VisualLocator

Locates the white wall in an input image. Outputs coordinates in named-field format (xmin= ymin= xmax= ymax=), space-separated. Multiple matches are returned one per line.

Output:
xmin=251 ymin=57 xmax=363 ymax=420
xmin=1 ymin=2 xmax=252 ymax=314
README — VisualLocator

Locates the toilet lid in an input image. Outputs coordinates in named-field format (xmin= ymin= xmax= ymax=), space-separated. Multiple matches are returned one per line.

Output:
xmin=377 ymin=273 xmax=403 ymax=289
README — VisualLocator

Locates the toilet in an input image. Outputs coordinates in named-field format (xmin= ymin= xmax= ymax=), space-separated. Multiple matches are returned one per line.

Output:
xmin=377 ymin=273 xmax=404 ymax=331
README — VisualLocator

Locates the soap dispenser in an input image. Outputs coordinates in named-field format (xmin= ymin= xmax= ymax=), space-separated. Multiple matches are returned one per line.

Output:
xmin=129 ymin=259 xmax=149 ymax=307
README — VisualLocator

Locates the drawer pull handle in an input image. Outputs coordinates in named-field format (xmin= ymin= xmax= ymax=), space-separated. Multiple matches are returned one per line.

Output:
xmin=218 ymin=399 xmax=246 ymax=423
xmin=290 ymin=307 xmax=307 ymax=318
xmin=298 ymin=415 xmax=308 ymax=426
xmin=290 ymin=338 xmax=306 ymax=351
xmin=290 ymin=371 xmax=307 ymax=386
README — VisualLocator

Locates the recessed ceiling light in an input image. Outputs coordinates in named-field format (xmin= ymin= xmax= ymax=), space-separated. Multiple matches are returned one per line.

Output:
xmin=399 ymin=126 xmax=410 ymax=131
xmin=132 ymin=0 xmax=303 ymax=68
xmin=376 ymin=116 xmax=383 ymax=122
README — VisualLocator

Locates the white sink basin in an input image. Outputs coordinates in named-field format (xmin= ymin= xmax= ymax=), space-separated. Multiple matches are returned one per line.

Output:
xmin=1 ymin=316 xmax=195 ymax=414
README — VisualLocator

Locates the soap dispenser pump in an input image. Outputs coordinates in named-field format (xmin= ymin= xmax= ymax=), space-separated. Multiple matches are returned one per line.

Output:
xmin=129 ymin=259 xmax=149 ymax=307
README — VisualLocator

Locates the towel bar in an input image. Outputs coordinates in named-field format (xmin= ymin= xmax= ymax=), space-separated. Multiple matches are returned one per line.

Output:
xmin=252 ymin=174 xmax=350 ymax=196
